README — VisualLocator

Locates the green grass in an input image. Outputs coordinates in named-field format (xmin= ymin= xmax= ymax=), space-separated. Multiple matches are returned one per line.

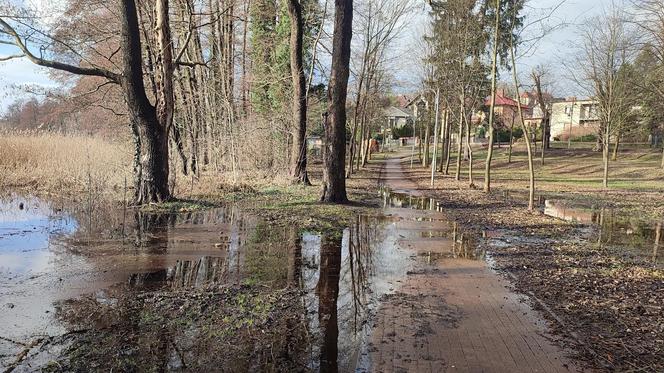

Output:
xmin=413 ymin=142 xmax=664 ymax=192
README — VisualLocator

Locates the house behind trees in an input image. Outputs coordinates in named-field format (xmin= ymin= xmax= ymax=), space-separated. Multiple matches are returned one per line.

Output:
xmin=550 ymin=98 xmax=600 ymax=140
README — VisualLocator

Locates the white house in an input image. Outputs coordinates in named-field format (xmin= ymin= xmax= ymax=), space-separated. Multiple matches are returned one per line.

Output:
xmin=550 ymin=98 xmax=600 ymax=140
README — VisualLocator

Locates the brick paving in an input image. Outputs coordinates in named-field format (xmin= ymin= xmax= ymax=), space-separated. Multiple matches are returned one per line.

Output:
xmin=367 ymin=155 xmax=583 ymax=373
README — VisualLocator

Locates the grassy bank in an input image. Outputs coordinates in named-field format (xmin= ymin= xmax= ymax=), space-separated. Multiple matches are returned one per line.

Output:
xmin=0 ymin=133 xmax=383 ymax=231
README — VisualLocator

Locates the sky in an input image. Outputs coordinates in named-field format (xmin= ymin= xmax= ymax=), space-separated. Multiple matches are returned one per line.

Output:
xmin=0 ymin=0 xmax=614 ymax=114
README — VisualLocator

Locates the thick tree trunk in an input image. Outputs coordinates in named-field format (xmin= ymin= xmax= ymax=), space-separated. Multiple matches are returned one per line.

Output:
xmin=320 ymin=0 xmax=352 ymax=203
xmin=287 ymin=0 xmax=310 ymax=184
xmin=122 ymin=0 xmax=171 ymax=204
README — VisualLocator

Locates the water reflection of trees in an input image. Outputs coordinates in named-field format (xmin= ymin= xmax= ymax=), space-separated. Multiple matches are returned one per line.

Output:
xmin=301 ymin=215 xmax=389 ymax=372
xmin=55 ymin=205 xmax=399 ymax=371
xmin=594 ymin=208 xmax=662 ymax=265
xmin=317 ymin=234 xmax=341 ymax=373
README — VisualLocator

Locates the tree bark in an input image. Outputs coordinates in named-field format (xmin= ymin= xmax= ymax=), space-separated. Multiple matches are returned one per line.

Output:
xmin=507 ymin=114 xmax=514 ymax=163
xmin=509 ymin=9 xmax=535 ymax=211
xmin=124 ymin=0 xmax=171 ymax=204
xmin=438 ymin=109 xmax=448 ymax=172
xmin=444 ymin=109 xmax=452 ymax=175
xmin=603 ymin=120 xmax=610 ymax=188
xmin=483 ymin=0 xmax=500 ymax=193
xmin=465 ymin=108 xmax=474 ymax=188
xmin=611 ymin=132 xmax=620 ymax=161
xmin=321 ymin=0 xmax=352 ymax=203
xmin=287 ymin=0 xmax=310 ymax=184
xmin=455 ymin=97 xmax=464 ymax=181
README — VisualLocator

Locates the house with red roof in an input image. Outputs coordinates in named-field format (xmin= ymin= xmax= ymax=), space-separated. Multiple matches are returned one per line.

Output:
xmin=477 ymin=89 xmax=532 ymax=130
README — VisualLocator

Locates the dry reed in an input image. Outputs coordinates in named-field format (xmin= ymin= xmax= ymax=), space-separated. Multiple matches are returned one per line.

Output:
xmin=0 ymin=131 xmax=132 ymax=199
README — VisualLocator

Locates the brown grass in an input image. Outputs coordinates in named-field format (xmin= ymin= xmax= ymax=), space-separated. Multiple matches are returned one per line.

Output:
xmin=0 ymin=132 xmax=133 ymax=199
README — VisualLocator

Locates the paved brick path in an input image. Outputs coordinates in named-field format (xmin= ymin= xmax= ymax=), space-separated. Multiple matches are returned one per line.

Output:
xmin=367 ymin=155 xmax=582 ymax=373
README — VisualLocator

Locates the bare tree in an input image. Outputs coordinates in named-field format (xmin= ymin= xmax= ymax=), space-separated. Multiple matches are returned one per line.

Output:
xmin=483 ymin=0 xmax=500 ymax=193
xmin=574 ymin=8 xmax=636 ymax=188
xmin=0 ymin=0 xmax=176 ymax=204
xmin=531 ymin=65 xmax=552 ymax=164
xmin=321 ymin=0 xmax=353 ymax=203
xmin=347 ymin=0 xmax=412 ymax=177
xmin=509 ymin=0 xmax=535 ymax=211
xmin=632 ymin=0 xmax=664 ymax=168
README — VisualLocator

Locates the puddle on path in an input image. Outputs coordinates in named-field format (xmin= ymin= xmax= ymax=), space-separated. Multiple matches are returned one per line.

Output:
xmin=4 ymin=186 xmax=655 ymax=370
xmin=0 ymin=192 xmax=438 ymax=371
xmin=503 ymin=190 xmax=662 ymax=265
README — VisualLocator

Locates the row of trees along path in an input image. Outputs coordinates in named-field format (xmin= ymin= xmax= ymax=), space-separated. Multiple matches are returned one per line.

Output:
xmin=0 ymin=0 xmax=353 ymax=205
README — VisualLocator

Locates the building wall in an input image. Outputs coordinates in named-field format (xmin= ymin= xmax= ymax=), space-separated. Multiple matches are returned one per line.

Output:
xmin=550 ymin=100 xmax=599 ymax=139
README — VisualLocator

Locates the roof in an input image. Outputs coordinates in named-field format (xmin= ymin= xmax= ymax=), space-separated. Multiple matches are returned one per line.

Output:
xmin=384 ymin=106 xmax=413 ymax=118
xmin=485 ymin=94 xmax=520 ymax=107
xmin=395 ymin=94 xmax=414 ymax=108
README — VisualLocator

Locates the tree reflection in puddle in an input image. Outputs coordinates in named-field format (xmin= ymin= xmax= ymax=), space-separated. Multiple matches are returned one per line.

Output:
xmin=546 ymin=200 xmax=663 ymax=265
xmin=17 ymin=204 xmax=411 ymax=371
xmin=2 ymin=192 xmax=471 ymax=371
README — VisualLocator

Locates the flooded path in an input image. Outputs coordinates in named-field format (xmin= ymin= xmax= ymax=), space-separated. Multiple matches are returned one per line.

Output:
xmin=368 ymin=155 xmax=579 ymax=372
xmin=0 ymin=159 xmax=587 ymax=372
xmin=0 ymin=193 xmax=429 ymax=371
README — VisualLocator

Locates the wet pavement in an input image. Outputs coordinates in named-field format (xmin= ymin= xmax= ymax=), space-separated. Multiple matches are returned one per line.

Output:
xmin=365 ymin=156 xmax=580 ymax=373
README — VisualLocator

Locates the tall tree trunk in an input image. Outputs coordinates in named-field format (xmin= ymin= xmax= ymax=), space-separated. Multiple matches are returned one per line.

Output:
xmin=123 ymin=0 xmax=171 ymax=204
xmin=287 ymin=0 xmax=310 ymax=184
xmin=321 ymin=0 xmax=352 ymax=203
xmin=455 ymin=97 xmax=464 ymax=181
xmin=241 ymin=0 xmax=250 ymax=116
xmin=444 ymin=109 xmax=452 ymax=175
xmin=483 ymin=0 xmax=500 ymax=193
xmin=509 ymin=12 xmax=535 ymax=211
xmin=438 ymin=109 xmax=448 ymax=172
xmin=465 ymin=108 xmax=474 ymax=188
xmin=507 ymin=115 xmax=514 ymax=163
xmin=611 ymin=131 xmax=620 ymax=161
xmin=423 ymin=119 xmax=430 ymax=167
xmin=603 ymin=121 xmax=610 ymax=188
xmin=346 ymin=121 xmax=358 ymax=177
